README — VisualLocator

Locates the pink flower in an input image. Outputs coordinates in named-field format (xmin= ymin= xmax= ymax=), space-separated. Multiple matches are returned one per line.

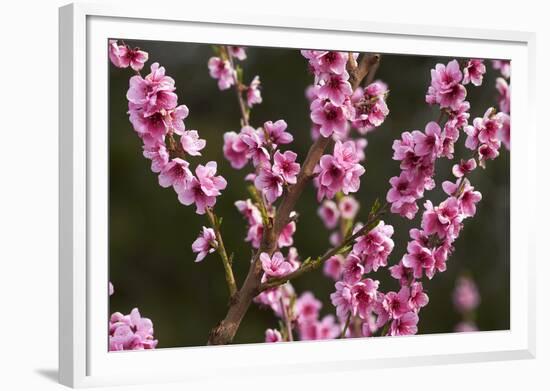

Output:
xmin=402 ymin=240 xmax=435 ymax=279
xmin=299 ymin=315 xmax=340 ymax=341
xmin=142 ymin=141 xmax=169 ymax=173
xmin=255 ymin=166 xmax=284 ymax=203
xmin=278 ymin=221 xmax=296 ymax=248
xmin=260 ymin=252 xmax=293 ymax=278
xmin=492 ymin=60 xmax=511 ymax=79
xmin=351 ymin=278 xmax=380 ymax=319
xmin=339 ymin=196 xmax=360 ymax=220
xmin=264 ymin=120 xmax=293 ymax=145
xmin=178 ymin=162 xmax=227 ymax=214
xmin=245 ymin=223 xmax=263 ymax=249
xmin=386 ymin=173 xmax=422 ymax=220
xmin=409 ymin=282 xmax=429 ymax=311
xmin=228 ymin=46 xmax=247 ymax=61
xmin=455 ymin=321 xmax=478 ymax=332
xmin=240 ymin=126 xmax=270 ymax=166
xmin=167 ymin=105 xmax=189 ymax=135
xmin=496 ymin=77 xmax=510 ymax=114
xmin=265 ymin=328 xmax=282 ymax=342
xmin=246 ymin=76 xmax=262 ymax=107
xmin=109 ymin=40 xmax=149 ymax=71
xmin=235 ymin=199 xmax=262 ymax=225
xmin=413 ymin=122 xmax=442 ymax=157
xmin=389 ymin=311 xmax=418 ymax=336
xmin=421 ymin=198 xmax=463 ymax=240
xmin=452 ymin=158 xmax=477 ymax=178
xmin=207 ymin=57 xmax=234 ymax=90
xmin=272 ymin=151 xmax=300 ymax=184
xmin=497 ymin=112 xmax=510 ymax=150
xmin=442 ymin=178 xmax=482 ymax=217
xmin=389 ymin=261 xmax=414 ymax=286
xmin=191 ymin=226 xmax=218 ymax=262
xmin=352 ymin=221 xmax=395 ymax=273
xmin=109 ymin=282 xmax=114 ymax=296
xmin=427 ymin=60 xmax=466 ymax=110
xmin=342 ymin=253 xmax=365 ymax=284
xmin=109 ymin=308 xmax=158 ymax=351
xmin=158 ymin=158 xmax=192 ymax=192
xmin=383 ymin=286 xmax=411 ymax=319
xmin=453 ymin=276 xmax=480 ymax=313
xmin=318 ymin=71 xmax=353 ymax=106
xmin=127 ymin=63 xmax=178 ymax=117
xmin=318 ymin=200 xmax=340 ymax=229
xmin=223 ymin=131 xmax=249 ymax=169
xmin=316 ymin=155 xmax=345 ymax=200
xmin=180 ymin=130 xmax=206 ymax=156
xmin=310 ymin=99 xmax=348 ymax=138
xmin=317 ymin=51 xmax=348 ymax=75
xmin=330 ymin=281 xmax=354 ymax=318
xmin=323 ymin=255 xmax=345 ymax=281
xmin=295 ymin=292 xmax=322 ymax=323
xmin=351 ymin=81 xmax=390 ymax=132
xmin=462 ymin=59 xmax=486 ymax=86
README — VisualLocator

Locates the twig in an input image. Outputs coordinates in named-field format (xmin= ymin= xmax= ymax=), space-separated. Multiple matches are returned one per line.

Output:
xmin=225 ymin=46 xmax=250 ymax=127
xmin=206 ymin=208 xmax=238 ymax=298
xmin=340 ymin=313 xmax=352 ymax=338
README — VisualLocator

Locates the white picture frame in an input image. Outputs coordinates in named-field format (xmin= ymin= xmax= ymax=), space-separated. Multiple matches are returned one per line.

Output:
xmin=59 ymin=2 xmax=537 ymax=388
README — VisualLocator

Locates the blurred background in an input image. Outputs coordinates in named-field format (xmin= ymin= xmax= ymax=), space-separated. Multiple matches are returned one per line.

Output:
xmin=109 ymin=40 xmax=510 ymax=348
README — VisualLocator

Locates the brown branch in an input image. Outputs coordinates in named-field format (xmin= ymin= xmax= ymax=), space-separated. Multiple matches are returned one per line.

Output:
xmin=207 ymin=52 xmax=381 ymax=345
xmin=224 ymin=46 xmax=250 ymax=127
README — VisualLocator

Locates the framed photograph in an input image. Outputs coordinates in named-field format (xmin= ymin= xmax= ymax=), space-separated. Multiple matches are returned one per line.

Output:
xmin=59 ymin=3 xmax=536 ymax=388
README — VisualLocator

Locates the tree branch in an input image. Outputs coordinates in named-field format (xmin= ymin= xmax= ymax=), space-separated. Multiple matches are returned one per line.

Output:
xmin=224 ymin=46 xmax=250 ymax=127
xmin=207 ymin=52 xmax=382 ymax=345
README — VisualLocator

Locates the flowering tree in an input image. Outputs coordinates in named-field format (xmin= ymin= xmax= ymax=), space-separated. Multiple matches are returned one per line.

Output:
xmin=108 ymin=40 xmax=510 ymax=349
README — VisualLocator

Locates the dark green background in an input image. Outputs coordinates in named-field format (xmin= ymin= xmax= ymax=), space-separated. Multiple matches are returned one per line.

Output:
xmin=109 ymin=40 xmax=510 ymax=348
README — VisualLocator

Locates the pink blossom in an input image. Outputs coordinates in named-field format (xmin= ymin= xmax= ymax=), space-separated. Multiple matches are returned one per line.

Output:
xmin=254 ymin=284 xmax=295 ymax=318
xmin=246 ymin=76 xmax=262 ymax=107
xmin=207 ymin=57 xmax=234 ymax=90
xmin=235 ymin=199 xmax=262 ymax=225
xmin=351 ymin=278 xmax=380 ymax=319
xmin=330 ymin=281 xmax=354 ymax=318
xmin=178 ymin=162 xmax=227 ymax=214
xmin=272 ymin=151 xmax=300 ymax=184
xmin=318 ymin=200 xmax=340 ymax=229
xmin=128 ymin=107 xmax=168 ymax=140
xmin=442 ymin=178 xmax=482 ymax=217
xmin=255 ymin=166 xmax=284 ymax=203
xmin=228 ymin=46 xmax=247 ymax=61
xmin=127 ymin=63 xmax=178 ymax=117
xmin=310 ymin=99 xmax=348 ymax=138
xmin=452 ymin=158 xmax=477 ymax=178
xmin=462 ymin=59 xmax=486 ymax=86
xmin=409 ymin=282 xmax=429 ymax=311
xmin=240 ymin=126 xmax=270 ymax=166
xmin=455 ymin=321 xmax=478 ymax=332
xmin=318 ymin=71 xmax=353 ymax=105
xmin=342 ymin=253 xmax=365 ymax=284
xmin=389 ymin=261 xmax=414 ymax=286
xmin=316 ymin=155 xmax=345 ymax=200
xmin=492 ymin=60 xmax=511 ymax=79
xmin=158 ymin=158 xmax=192 ymax=192
xmin=386 ymin=172 xmax=422 ymax=220
xmin=223 ymin=131 xmax=249 ymax=169
xmin=180 ymin=130 xmax=206 ymax=156
xmin=427 ymin=60 xmax=466 ymax=110
xmin=299 ymin=315 xmax=341 ymax=341
xmin=352 ymin=220 xmax=395 ymax=273
xmin=453 ymin=276 xmax=480 ymax=313
xmin=278 ymin=221 xmax=296 ymax=248
xmin=323 ymin=255 xmax=345 ymax=281
xmin=167 ymin=105 xmax=189 ymax=135
xmin=191 ymin=226 xmax=217 ymax=262
xmin=295 ymin=292 xmax=322 ymax=323
xmin=388 ymin=311 xmax=418 ymax=336
xmin=142 ymin=141 xmax=169 ymax=173
xmin=383 ymin=286 xmax=411 ymax=319
xmin=245 ymin=223 xmax=263 ymax=249
xmin=265 ymin=328 xmax=283 ymax=342
xmin=109 ymin=40 xmax=149 ymax=71
xmin=317 ymin=51 xmax=348 ymax=75
xmin=421 ymin=198 xmax=463 ymax=240
xmin=109 ymin=308 xmax=158 ymax=351
xmin=260 ymin=252 xmax=293 ymax=278
xmin=264 ymin=120 xmax=293 ymax=145
xmin=496 ymin=77 xmax=510 ymax=114
xmin=351 ymin=81 xmax=390 ymax=132
xmin=339 ymin=196 xmax=360 ymax=220
xmin=413 ymin=122 xmax=442 ymax=157
xmin=497 ymin=112 xmax=510 ymax=150
xmin=109 ymin=282 xmax=114 ymax=296
xmin=402 ymin=240 xmax=435 ymax=279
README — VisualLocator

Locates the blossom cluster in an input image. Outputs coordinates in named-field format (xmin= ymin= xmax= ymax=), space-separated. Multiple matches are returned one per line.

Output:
xmin=109 ymin=40 xmax=227 ymax=215
xmin=109 ymin=308 xmax=158 ymax=351
xmin=465 ymin=108 xmax=506 ymax=168
xmin=208 ymin=46 xmax=262 ymax=108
